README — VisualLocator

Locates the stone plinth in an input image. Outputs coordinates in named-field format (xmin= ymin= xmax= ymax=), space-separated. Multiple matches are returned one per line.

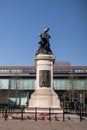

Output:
xmin=35 ymin=54 xmax=55 ymax=90
xmin=26 ymin=54 xmax=61 ymax=111
xmin=29 ymin=88 xmax=61 ymax=108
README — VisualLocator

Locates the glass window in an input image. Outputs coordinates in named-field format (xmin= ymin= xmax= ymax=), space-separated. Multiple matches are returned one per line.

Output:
xmin=0 ymin=79 xmax=9 ymax=89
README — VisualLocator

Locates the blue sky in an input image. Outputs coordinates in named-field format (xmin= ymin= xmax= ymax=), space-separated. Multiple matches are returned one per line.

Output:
xmin=0 ymin=0 xmax=87 ymax=66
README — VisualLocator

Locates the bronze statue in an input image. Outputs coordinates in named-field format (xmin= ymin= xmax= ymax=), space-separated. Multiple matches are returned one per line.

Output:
xmin=36 ymin=28 xmax=53 ymax=55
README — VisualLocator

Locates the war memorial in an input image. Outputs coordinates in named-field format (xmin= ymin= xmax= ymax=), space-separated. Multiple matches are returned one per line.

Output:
xmin=0 ymin=28 xmax=87 ymax=130
xmin=25 ymin=28 xmax=61 ymax=112
xmin=0 ymin=28 xmax=87 ymax=125
xmin=0 ymin=28 xmax=87 ymax=109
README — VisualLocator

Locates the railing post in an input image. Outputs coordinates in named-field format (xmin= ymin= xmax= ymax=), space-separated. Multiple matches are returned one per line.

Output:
xmin=35 ymin=107 xmax=37 ymax=121
xmin=63 ymin=107 xmax=65 ymax=122
xmin=63 ymin=94 xmax=65 ymax=122
xmin=2 ymin=107 xmax=4 ymax=117
xmin=49 ymin=107 xmax=51 ymax=121
xmin=21 ymin=107 xmax=24 ymax=121
xmin=4 ymin=108 xmax=8 ymax=121
xmin=85 ymin=105 xmax=87 ymax=116
xmin=80 ymin=105 xmax=82 ymax=122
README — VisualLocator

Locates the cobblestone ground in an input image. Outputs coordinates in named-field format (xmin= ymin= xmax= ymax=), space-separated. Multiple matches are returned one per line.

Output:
xmin=0 ymin=120 xmax=87 ymax=130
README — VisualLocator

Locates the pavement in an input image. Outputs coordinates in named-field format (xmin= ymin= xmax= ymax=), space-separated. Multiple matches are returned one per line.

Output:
xmin=0 ymin=120 xmax=87 ymax=130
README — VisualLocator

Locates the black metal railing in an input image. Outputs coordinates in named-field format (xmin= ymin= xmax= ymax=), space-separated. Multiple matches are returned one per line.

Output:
xmin=0 ymin=105 xmax=87 ymax=122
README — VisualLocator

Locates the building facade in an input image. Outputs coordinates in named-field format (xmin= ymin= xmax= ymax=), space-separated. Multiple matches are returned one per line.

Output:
xmin=0 ymin=65 xmax=87 ymax=106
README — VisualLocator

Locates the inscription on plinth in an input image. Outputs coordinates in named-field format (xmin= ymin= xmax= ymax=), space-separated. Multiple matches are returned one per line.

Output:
xmin=39 ymin=70 xmax=51 ymax=87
